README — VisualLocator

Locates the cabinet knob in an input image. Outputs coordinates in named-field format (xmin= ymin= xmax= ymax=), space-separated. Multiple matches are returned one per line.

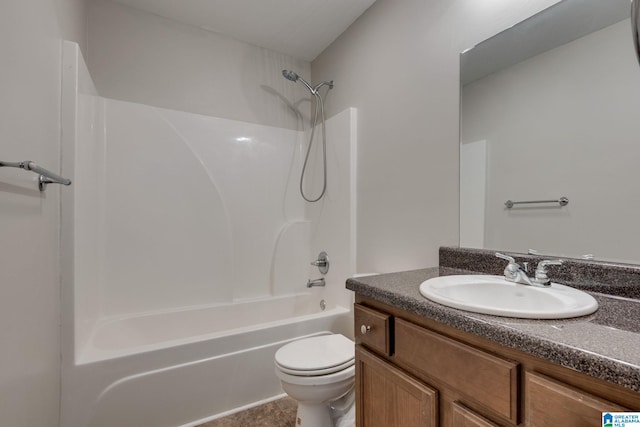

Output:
xmin=361 ymin=325 xmax=371 ymax=334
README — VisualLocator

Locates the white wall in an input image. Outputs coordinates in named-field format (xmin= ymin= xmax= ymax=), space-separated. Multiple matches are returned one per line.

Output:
xmin=462 ymin=19 xmax=640 ymax=263
xmin=87 ymin=0 xmax=312 ymax=130
xmin=460 ymin=140 xmax=487 ymax=248
xmin=311 ymin=0 xmax=562 ymax=273
xmin=0 ymin=1 xmax=85 ymax=426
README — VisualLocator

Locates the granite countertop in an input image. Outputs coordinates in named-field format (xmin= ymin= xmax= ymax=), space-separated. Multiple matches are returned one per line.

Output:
xmin=346 ymin=266 xmax=640 ymax=393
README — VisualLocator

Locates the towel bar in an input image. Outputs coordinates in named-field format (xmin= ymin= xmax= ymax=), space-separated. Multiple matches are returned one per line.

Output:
xmin=0 ymin=160 xmax=71 ymax=191
xmin=505 ymin=197 xmax=568 ymax=209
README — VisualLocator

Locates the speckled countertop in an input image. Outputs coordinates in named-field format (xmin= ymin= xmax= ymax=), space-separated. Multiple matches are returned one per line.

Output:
xmin=346 ymin=266 xmax=640 ymax=393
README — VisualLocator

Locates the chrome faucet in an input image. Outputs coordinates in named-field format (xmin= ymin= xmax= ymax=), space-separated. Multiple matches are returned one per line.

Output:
xmin=496 ymin=253 xmax=532 ymax=285
xmin=307 ymin=278 xmax=326 ymax=288
xmin=496 ymin=253 xmax=563 ymax=287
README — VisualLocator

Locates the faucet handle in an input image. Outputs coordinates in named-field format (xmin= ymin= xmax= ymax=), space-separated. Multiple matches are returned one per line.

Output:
xmin=533 ymin=259 xmax=563 ymax=285
xmin=496 ymin=252 xmax=521 ymax=277
xmin=495 ymin=252 xmax=516 ymax=263
xmin=536 ymin=259 xmax=564 ymax=271
xmin=495 ymin=252 xmax=521 ymax=270
xmin=496 ymin=252 xmax=532 ymax=285
xmin=310 ymin=251 xmax=330 ymax=274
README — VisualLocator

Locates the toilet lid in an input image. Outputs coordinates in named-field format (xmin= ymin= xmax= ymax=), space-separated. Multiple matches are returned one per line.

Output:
xmin=275 ymin=334 xmax=354 ymax=375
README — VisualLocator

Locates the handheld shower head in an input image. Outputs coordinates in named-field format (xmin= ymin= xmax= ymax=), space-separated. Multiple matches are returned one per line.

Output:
xmin=281 ymin=69 xmax=316 ymax=94
xmin=282 ymin=70 xmax=299 ymax=82
xmin=280 ymin=68 xmax=334 ymax=203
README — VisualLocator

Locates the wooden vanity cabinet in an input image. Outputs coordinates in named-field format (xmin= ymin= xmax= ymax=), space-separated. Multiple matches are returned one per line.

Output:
xmin=354 ymin=297 xmax=638 ymax=427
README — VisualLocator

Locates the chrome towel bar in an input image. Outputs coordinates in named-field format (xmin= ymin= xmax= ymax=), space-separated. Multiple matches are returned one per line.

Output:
xmin=0 ymin=160 xmax=71 ymax=191
xmin=505 ymin=197 xmax=568 ymax=209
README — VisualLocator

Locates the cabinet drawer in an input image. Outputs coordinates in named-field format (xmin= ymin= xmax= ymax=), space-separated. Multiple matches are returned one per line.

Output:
xmin=525 ymin=371 xmax=628 ymax=427
xmin=394 ymin=318 xmax=519 ymax=423
xmin=354 ymin=304 xmax=393 ymax=356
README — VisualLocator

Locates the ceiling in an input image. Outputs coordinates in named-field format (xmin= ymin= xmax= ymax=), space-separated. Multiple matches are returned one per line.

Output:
xmin=112 ymin=0 xmax=377 ymax=61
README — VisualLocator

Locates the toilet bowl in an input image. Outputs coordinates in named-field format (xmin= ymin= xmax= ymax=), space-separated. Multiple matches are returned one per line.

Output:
xmin=275 ymin=334 xmax=355 ymax=427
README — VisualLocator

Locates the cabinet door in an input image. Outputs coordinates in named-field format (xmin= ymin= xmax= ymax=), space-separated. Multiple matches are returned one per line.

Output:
xmin=356 ymin=346 xmax=438 ymax=427
xmin=526 ymin=371 xmax=628 ymax=427
xmin=451 ymin=402 xmax=500 ymax=427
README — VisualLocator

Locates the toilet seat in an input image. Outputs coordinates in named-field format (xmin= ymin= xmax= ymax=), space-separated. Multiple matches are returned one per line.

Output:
xmin=276 ymin=358 xmax=354 ymax=376
xmin=276 ymin=364 xmax=355 ymax=386
xmin=275 ymin=334 xmax=355 ymax=376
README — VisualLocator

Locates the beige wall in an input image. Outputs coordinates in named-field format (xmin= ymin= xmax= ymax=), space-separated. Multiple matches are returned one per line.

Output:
xmin=0 ymin=1 xmax=85 ymax=426
xmin=87 ymin=0 xmax=312 ymax=130
xmin=312 ymin=0 xmax=561 ymax=273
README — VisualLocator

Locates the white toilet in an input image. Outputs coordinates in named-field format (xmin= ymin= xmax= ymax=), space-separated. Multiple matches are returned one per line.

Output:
xmin=275 ymin=334 xmax=356 ymax=427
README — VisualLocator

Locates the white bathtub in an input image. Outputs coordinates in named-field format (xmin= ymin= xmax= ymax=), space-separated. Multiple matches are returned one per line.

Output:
xmin=61 ymin=295 xmax=352 ymax=427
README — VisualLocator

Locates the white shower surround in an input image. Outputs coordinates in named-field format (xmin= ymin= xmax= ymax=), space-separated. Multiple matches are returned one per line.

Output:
xmin=60 ymin=41 xmax=356 ymax=426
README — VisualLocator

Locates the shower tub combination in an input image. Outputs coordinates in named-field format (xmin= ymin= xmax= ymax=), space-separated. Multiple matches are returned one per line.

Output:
xmin=60 ymin=42 xmax=356 ymax=426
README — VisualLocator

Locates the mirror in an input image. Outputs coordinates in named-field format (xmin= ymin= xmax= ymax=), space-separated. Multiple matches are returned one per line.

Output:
xmin=459 ymin=0 xmax=640 ymax=264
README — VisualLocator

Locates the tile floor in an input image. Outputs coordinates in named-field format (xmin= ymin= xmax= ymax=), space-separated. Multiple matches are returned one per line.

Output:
xmin=197 ymin=397 xmax=297 ymax=427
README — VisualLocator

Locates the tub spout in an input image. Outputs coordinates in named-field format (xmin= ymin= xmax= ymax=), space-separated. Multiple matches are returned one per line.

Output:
xmin=307 ymin=278 xmax=326 ymax=288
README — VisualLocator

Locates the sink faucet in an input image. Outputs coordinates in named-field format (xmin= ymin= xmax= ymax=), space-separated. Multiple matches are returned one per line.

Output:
xmin=496 ymin=253 xmax=563 ymax=287
xmin=495 ymin=253 xmax=532 ymax=285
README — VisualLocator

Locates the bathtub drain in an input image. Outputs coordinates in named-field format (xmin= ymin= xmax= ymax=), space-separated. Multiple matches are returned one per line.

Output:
xmin=320 ymin=299 xmax=326 ymax=311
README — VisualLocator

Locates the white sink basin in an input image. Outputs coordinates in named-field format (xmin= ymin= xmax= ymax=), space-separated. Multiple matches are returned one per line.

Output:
xmin=419 ymin=275 xmax=598 ymax=319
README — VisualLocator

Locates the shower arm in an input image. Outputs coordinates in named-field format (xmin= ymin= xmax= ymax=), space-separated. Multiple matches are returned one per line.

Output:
xmin=0 ymin=160 xmax=72 ymax=191
xmin=297 ymin=77 xmax=316 ymax=94
xmin=312 ymin=81 xmax=334 ymax=93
